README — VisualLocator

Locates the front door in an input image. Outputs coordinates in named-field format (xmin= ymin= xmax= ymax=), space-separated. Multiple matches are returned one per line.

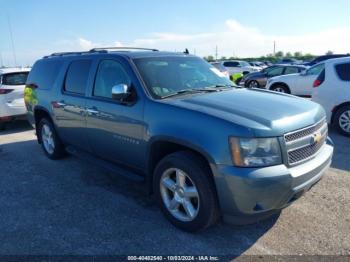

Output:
xmin=85 ymin=59 xmax=145 ymax=169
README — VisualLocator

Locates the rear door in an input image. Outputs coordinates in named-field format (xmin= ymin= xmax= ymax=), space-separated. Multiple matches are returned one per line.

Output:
xmin=53 ymin=59 xmax=92 ymax=151
xmin=85 ymin=58 xmax=145 ymax=169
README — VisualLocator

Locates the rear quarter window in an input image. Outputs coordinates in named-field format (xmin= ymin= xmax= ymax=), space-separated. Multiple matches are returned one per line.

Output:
xmin=27 ymin=59 xmax=63 ymax=89
xmin=335 ymin=63 xmax=350 ymax=81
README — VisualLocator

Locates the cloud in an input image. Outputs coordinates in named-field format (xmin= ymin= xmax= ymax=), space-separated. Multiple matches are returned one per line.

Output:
xmin=2 ymin=19 xmax=350 ymax=66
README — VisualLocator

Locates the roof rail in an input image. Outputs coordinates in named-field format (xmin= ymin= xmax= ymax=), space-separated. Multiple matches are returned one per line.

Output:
xmin=89 ymin=47 xmax=159 ymax=52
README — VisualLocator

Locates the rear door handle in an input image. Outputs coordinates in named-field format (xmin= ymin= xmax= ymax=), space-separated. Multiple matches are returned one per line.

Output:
xmin=86 ymin=108 xmax=99 ymax=115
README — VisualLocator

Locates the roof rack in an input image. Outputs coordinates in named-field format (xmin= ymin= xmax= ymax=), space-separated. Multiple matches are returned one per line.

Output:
xmin=43 ymin=47 xmax=158 ymax=58
xmin=89 ymin=47 xmax=159 ymax=52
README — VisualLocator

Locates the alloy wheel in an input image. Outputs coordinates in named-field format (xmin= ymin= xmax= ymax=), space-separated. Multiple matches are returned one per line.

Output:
xmin=41 ymin=124 xmax=55 ymax=154
xmin=160 ymin=168 xmax=200 ymax=222
xmin=339 ymin=110 xmax=350 ymax=133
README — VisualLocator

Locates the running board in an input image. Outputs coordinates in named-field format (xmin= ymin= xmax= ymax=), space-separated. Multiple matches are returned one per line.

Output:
xmin=65 ymin=146 xmax=145 ymax=182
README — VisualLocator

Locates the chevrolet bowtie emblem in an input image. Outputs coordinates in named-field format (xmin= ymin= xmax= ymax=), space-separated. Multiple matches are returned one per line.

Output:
xmin=312 ymin=132 xmax=322 ymax=145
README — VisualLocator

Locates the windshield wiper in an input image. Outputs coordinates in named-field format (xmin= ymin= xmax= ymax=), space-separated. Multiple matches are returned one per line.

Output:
xmin=160 ymin=88 xmax=219 ymax=99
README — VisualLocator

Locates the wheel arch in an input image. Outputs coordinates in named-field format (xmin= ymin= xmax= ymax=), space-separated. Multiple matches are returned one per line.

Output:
xmin=331 ymin=101 xmax=350 ymax=124
xmin=269 ymin=82 xmax=291 ymax=93
xmin=146 ymin=136 xmax=217 ymax=193
xmin=33 ymin=106 xmax=53 ymax=143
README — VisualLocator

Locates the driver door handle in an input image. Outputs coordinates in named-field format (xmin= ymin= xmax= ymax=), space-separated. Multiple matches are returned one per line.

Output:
xmin=86 ymin=108 xmax=99 ymax=115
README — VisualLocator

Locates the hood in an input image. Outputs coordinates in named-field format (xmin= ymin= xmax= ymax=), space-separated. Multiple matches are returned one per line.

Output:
xmin=164 ymin=88 xmax=325 ymax=137
xmin=243 ymin=71 xmax=264 ymax=80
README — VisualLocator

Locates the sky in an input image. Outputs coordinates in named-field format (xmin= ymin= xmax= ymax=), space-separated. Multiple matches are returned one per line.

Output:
xmin=1 ymin=0 xmax=350 ymax=66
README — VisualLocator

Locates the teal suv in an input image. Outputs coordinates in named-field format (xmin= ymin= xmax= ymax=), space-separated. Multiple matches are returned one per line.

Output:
xmin=25 ymin=48 xmax=334 ymax=232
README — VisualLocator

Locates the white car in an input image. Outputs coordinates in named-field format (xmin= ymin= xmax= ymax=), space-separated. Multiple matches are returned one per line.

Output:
xmin=312 ymin=57 xmax=350 ymax=136
xmin=0 ymin=67 xmax=30 ymax=130
xmin=265 ymin=63 xmax=324 ymax=97
xmin=221 ymin=60 xmax=260 ymax=75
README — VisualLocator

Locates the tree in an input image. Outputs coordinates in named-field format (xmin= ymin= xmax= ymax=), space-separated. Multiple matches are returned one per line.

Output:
xmin=294 ymin=51 xmax=302 ymax=58
xmin=285 ymin=52 xmax=292 ymax=58
xmin=326 ymin=50 xmax=334 ymax=55
xmin=275 ymin=51 xmax=284 ymax=57
xmin=203 ymin=55 xmax=214 ymax=62
xmin=220 ymin=56 xmax=227 ymax=60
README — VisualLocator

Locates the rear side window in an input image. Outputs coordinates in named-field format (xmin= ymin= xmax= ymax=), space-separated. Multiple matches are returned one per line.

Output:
xmin=284 ymin=67 xmax=299 ymax=74
xmin=2 ymin=72 xmax=28 ymax=85
xmin=335 ymin=63 xmax=350 ymax=81
xmin=27 ymin=60 xmax=63 ymax=89
xmin=64 ymin=60 xmax=92 ymax=95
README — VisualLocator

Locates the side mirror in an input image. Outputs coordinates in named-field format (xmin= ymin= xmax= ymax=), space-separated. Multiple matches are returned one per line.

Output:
xmin=111 ymin=84 xmax=130 ymax=101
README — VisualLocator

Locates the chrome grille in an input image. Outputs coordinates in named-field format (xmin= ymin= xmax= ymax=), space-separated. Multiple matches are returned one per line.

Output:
xmin=284 ymin=118 xmax=328 ymax=165
xmin=288 ymin=135 xmax=327 ymax=164
xmin=284 ymin=118 xmax=326 ymax=143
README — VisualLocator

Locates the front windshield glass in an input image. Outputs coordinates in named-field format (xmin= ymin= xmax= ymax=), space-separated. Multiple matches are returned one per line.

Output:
xmin=134 ymin=56 xmax=234 ymax=98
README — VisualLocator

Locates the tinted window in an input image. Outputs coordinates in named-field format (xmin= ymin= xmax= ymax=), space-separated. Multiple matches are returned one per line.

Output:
xmin=223 ymin=61 xmax=240 ymax=67
xmin=284 ymin=67 xmax=299 ymax=74
xmin=64 ymin=60 xmax=91 ymax=95
xmin=266 ymin=67 xmax=284 ymax=77
xmin=94 ymin=60 xmax=131 ymax=98
xmin=335 ymin=63 xmax=350 ymax=81
xmin=306 ymin=63 xmax=325 ymax=75
xmin=2 ymin=72 xmax=28 ymax=85
xmin=27 ymin=60 xmax=63 ymax=89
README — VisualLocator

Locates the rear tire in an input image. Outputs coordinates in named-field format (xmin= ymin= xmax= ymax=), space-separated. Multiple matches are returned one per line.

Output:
xmin=270 ymin=84 xmax=290 ymax=93
xmin=334 ymin=105 xmax=350 ymax=137
xmin=153 ymin=151 xmax=220 ymax=232
xmin=38 ymin=118 xmax=66 ymax=159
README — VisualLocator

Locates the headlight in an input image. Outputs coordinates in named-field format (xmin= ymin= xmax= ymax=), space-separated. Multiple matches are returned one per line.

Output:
xmin=229 ymin=137 xmax=282 ymax=167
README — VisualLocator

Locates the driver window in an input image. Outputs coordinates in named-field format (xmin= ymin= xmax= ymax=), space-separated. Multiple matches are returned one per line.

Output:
xmin=267 ymin=67 xmax=284 ymax=77
xmin=94 ymin=60 xmax=131 ymax=98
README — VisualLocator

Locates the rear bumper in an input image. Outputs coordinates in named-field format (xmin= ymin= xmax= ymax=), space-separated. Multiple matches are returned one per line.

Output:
xmin=0 ymin=98 xmax=27 ymax=120
xmin=213 ymin=139 xmax=333 ymax=225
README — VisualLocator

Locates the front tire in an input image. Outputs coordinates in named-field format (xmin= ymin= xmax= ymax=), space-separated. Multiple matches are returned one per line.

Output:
xmin=38 ymin=118 xmax=65 ymax=159
xmin=270 ymin=84 xmax=290 ymax=93
xmin=334 ymin=105 xmax=350 ymax=137
xmin=248 ymin=80 xmax=260 ymax=88
xmin=154 ymin=151 xmax=220 ymax=232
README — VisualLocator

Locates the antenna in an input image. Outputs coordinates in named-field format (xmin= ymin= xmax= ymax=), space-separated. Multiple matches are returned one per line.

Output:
xmin=7 ymin=14 xmax=17 ymax=66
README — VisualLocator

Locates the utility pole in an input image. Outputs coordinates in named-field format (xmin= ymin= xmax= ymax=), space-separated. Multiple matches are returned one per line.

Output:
xmin=273 ymin=41 xmax=276 ymax=56
xmin=0 ymin=52 xmax=3 ymax=68
xmin=215 ymin=45 xmax=218 ymax=61
xmin=7 ymin=14 xmax=17 ymax=66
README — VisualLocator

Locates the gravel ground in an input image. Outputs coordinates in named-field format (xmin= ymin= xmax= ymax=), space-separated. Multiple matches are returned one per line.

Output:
xmin=0 ymin=121 xmax=349 ymax=258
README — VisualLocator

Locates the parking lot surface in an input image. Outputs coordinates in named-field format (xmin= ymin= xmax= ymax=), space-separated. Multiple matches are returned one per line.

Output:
xmin=0 ymin=121 xmax=349 ymax=257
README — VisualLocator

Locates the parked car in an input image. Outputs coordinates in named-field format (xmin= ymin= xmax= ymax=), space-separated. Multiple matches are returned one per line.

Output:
xmin=312 ymin=57 xmax=350 ymax=136
xmin=221 ymin=60 xmax=260 ymax=75
xmin=265 ymin=63 xmax=325 ymax=96
xmin=249 ymin=61 xmax=266 ymax=69
xmin=276 ymin=58 xmax=302 ymax=65
xmin=303 ymin=54 xmax=350 ymax=67
xmin=25 ymin=48 xmax=333 ymax=232
xmin=242 ymin=65 xmax=306 ymax=88
xmin=210 ymin=62 xmax=230 ymax=79
xmin=0 ymin=67 xmax=30 ymax=130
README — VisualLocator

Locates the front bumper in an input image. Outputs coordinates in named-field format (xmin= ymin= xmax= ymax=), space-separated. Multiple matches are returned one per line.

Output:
xmin=213 ymin=139 xmax=333 ymax=225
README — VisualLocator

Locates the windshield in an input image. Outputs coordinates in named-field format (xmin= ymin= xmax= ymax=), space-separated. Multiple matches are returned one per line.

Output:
xmin=240 ymin=61 xmax=250 ymax=67
xmin=134 ymin=56 xmax=234 ymax=98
